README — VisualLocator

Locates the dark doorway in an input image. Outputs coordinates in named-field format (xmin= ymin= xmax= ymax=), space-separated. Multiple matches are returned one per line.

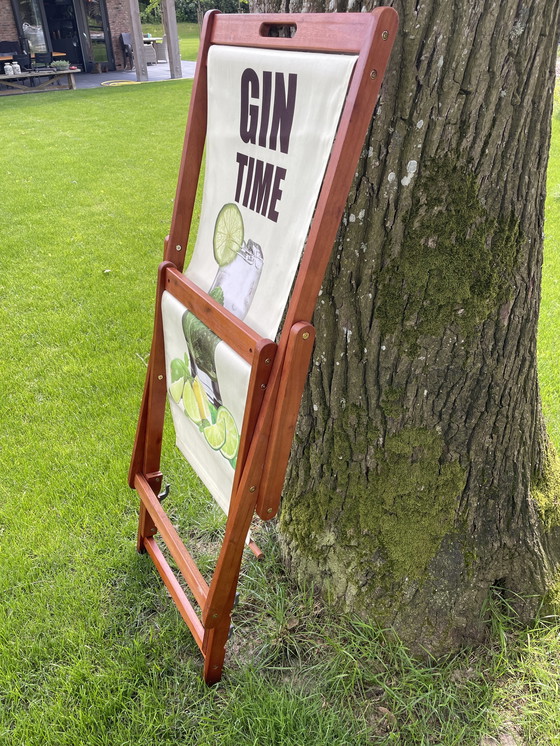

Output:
xmin=42 ymin=0 xmax=82 ymax=66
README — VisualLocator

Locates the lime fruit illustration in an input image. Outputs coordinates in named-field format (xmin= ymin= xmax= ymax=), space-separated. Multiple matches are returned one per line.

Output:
xmin=170 ymin=358 xmax=186 ymax=383
xmin=192 ymin=376 xmax=211 ymax=422
xmin=203 ymin=420 xmax=226 ymax=451
xmin=217 ymin=406 xmax=239 ymax=460
xmin=169 ymin=378 xmax=184 ymax=404
xmin=183 ymin=380 xmax=202 ymax=423
xmin=213 ymin=203 xmax=244 ymax=267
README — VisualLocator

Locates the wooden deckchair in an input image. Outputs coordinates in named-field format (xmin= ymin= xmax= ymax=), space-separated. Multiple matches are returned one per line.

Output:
xmin=129 ymin=8 xmax=397 ymax=685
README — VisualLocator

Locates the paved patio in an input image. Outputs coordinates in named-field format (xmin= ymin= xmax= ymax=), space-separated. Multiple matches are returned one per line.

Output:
xmin=75 ymin=60 xmax=196 ymax=89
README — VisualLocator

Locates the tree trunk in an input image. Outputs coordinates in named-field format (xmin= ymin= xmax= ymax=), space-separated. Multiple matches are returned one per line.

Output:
xmin=264 ymin=0 xmax=560 ymax=655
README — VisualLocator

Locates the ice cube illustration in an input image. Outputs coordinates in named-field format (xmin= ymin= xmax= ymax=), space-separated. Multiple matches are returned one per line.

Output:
xmin=209 ymin=239 xmax=264 ymax=321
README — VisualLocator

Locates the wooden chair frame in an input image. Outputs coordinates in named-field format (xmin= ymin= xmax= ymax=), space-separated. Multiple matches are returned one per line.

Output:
xmin=129 ymin=8 xmax=397 ymax=685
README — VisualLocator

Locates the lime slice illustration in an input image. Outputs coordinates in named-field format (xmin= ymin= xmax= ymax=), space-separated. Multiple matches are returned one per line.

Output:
xmin=217 ymin=406 xmax=240 ymax=461
xmin=203 ymin=420 xmax=226 ymax=451
xmin=213 ymin=203 xmax=244 ymax=267
xmin=183 ymin=380 xmax=201 ymax=423
xmin=192 ymin=376 xmax=211 ymax=422
xmin=169 ymin=377 xmax=184 ymax=404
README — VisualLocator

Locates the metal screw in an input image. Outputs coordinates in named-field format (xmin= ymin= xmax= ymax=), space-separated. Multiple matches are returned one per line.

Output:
xmin=212 ymin=612 xmax=219 ymax=619
xmin=302 ymin=332 xmax=310 ymax=340
xmin=176 ymin=244 xmax=182 ymax=251
xmin=370 ymin=69 xmax=378 ymax=80
xmin=382 ymin=30 xmax=389 ymax=40
xmin=267 ymin=508 xmax=273 ymax=514
xmin=249 ymin=486 xmax=256 ymax=493
xmin=261 ymin=383 xmax=267 ymax=389
xmin=157 ymin=374 xmax=163 ymax=380
xmin=264 ymin=358 xmax=271 ymax=364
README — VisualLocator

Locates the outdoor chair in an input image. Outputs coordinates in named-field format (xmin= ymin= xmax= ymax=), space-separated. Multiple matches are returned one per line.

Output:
xmin=120 ymin=33 xmax=133 ymax=69
xmin=33 ymin=52 xmax=53 ymax=68
xmin=12 ymin=53 xmax=31 ymax=70
xmin=154 ymin=35 xmax=167 ymax=62
xmin=0 ymin=41 xmax=20 ymax=54
xmin=143 ymin=42 xmax=157 ymax=65
xmin=129 ymin=8 xmax=397 ymax=685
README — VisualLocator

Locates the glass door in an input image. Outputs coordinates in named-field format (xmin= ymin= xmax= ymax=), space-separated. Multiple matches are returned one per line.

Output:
xmin=42 ymin=0 xmax=83 ymax=66
xmin=73 ymin=0 xmax=113 ymax=71
xmin=13 ymin=0 xmax=48 ymax=53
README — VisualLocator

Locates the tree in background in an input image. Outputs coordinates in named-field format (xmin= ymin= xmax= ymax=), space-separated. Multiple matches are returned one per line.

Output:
xmin=251 ymin=0 xmax=560 ymax=654
xmin=140 ymin=0 xmax=247 ymax=25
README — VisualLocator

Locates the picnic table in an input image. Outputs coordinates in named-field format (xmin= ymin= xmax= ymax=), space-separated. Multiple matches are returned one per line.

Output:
xmin=0 ymin=69 xmax=78 ymax=95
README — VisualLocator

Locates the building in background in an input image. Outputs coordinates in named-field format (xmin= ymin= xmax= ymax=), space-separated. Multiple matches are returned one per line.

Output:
xmin=0 ymin=0 xmax=132 ymax=71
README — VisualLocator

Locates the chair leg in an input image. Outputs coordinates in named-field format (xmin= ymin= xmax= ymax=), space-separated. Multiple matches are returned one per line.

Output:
xmin=203 ymin=615 xmax=232 ymax=685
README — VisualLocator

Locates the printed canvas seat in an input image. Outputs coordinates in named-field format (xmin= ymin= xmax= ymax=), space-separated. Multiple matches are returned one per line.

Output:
xmin=129 ymin=8 xmax=397 ymax=684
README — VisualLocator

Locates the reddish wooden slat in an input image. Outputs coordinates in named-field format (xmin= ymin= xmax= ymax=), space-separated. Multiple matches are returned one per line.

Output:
xmin=282 ymin=8 xmax=398 ymax=331
xmin=144 ymin=537 xmax=204 ymax=649
xmin=165 ymin=267 xmax=271 ymax=363
xmin=211 ymin=12 xmax=381 ymax=54
xmin=165 ymin=10 xmax=219 ymax=266
xmin=232 ymin=339 xmax=277 ymax=496
xmin=135 ymin=474 xmax=209 ymax=608
xmin=257 ymin=322 xmax=315 ymax=520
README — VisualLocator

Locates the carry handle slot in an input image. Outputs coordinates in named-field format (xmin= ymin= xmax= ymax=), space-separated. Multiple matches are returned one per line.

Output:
xmin=259 ymin=22 xmax=297 ymax=38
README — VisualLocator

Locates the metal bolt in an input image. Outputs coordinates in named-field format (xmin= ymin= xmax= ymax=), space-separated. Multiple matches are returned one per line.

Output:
xmin=264 ymin=358 xmax=271 ymax=364
xmin=176 ymin=244 xmax=182 ymax=252
xmin=267 ymin=508 xmax=273 ymax=514
xmin=249 ymin=486 xmax=256 ymax=493
xmin=302 ymin=332 xmax=310 ymax=340
xmin=212 ymin=612 xmax=219 ymax=619
xmin=261 ymin=383 xmax=267 ymax=389
xmin=381 ymin=30 xmax=389 ymax=40
xmin=370 ymin=69 xmax=378 ymax=80
xmin=157 ymin=374 xmax=163 ymax=380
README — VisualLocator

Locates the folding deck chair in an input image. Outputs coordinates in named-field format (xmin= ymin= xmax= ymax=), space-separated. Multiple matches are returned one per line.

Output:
xmin=129 ymin=8 xmax=397 ymax=685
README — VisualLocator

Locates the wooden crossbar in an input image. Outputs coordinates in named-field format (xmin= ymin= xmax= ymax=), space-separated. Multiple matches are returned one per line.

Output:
xmin=135 ymin=474 xmax=209 ymax=607
xmin=144 ymin=537 xmax=205 ymax=648
xmin=164 ymin=267 xmax=268 ymax=364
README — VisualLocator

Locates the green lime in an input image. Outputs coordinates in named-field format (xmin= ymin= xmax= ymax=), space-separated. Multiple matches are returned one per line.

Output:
xmin=183 ymin=380 xmax=202 ymax=423
xmin=209 ymin=286 xmax=224 ymax=305
xmin=170 ymin=358 xmax=186 ymax=383
xmin=217 ymin=406 xmax=240 ymax=460
xmin=203 ymin=421 xmax=226 ymax=450
xmin=169 ymin=377 xmax=184 ymax=404
xmin=192 ymin=377 xmax=211 ymax=422
xmin=213 ymin=203 xmax=244 ymax=267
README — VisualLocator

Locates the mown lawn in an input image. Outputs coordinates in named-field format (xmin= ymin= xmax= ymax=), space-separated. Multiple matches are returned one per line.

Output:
xmin=0 ymin=80 xmax=558 ymax=744
xmin=142 ymin=21 xmax=200 ymax=61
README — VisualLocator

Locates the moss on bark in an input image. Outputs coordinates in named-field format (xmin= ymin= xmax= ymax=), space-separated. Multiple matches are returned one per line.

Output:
xmin=376 ymin=158 xmax=522 ymax=347
xmin=281 ymin=427 xmax=466 ymax=590
xmin=532 ymin=445 xmax=560 ymax=530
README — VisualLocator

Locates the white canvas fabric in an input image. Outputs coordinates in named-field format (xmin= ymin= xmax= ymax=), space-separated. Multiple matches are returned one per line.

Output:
xmin=163 ymin=45 xmax=357 ymax=513
xmin=162 ymin=290 xmax=251 ymax=514
xmin=187 ymin=45 xmax=357 ymax=340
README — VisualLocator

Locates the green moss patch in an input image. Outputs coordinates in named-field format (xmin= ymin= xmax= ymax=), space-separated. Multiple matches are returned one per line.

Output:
xmin=282 ymin=427 xmax=466 ymax=587
xmin=532 ymin=443 xmax=560 ymax=529
xmin=376 ymin=157 xmax=522 ymax=345
xmin=359 ymin=428 xmax=466 ymax=581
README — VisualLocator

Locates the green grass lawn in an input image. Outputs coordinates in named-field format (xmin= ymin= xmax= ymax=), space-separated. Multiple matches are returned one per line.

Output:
xmin=142 ymin=21 xmax=200 ymax=61
xmin=0 ymin=82 xmax=559 ymax=744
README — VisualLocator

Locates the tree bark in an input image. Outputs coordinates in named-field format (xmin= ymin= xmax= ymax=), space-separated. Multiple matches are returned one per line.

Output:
xmin=258 ymin=0 xmax=560 ymax=654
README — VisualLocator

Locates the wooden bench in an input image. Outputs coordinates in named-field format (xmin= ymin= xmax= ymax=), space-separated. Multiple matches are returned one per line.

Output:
xmin=0 ymin=69 xmax=78 ymax=95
